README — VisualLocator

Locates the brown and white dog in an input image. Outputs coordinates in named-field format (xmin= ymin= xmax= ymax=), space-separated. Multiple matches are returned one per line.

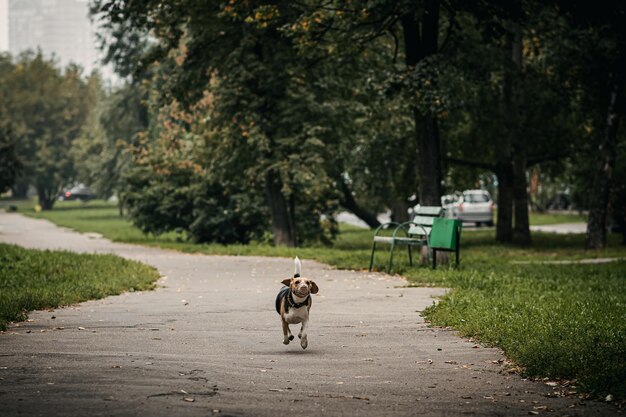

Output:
xmin=275 ymin=257 xmax=319 ymax=349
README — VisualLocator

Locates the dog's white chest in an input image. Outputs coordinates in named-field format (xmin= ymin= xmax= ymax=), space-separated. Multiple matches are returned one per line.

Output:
xmin=283 ymin=306 xmax=308 ymax=324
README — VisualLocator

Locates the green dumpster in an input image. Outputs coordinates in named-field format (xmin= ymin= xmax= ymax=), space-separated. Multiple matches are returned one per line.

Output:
xmin=429 ymin=218 xmax=462 ymax=268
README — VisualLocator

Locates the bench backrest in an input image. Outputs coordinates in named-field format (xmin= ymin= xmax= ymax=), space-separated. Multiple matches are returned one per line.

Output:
xmin=408 ymin=206 xmax=444 ymax=236
xmin=414 ymin=206 xmax=444 ymax=217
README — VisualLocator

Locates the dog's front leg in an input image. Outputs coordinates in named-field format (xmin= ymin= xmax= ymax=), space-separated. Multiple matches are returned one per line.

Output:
xmin=299 ymin=319 xmax=308 ymax=349
xmin=281 ymin=318 xmax=294 ymax=345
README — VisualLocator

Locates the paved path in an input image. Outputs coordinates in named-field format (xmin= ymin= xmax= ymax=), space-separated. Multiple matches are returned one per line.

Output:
xmin=0 ymin=212 xmax=616 ymax=416
xmin=338 ymin=212 xmax=588 ymax=235
xmin=529 ymin=223 xmax=587 ymax=234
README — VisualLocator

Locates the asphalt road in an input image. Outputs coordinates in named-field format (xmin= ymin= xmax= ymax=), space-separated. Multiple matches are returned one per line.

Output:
xmin=0 ymin=212 xmax=616 ymax=416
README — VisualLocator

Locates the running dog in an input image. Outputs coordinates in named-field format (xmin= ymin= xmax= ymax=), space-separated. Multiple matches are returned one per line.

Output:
xmin=275 ymin=257 xmax=319 ymax=349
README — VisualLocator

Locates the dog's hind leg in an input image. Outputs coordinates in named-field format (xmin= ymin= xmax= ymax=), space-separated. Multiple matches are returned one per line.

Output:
xmin=281 ymin=318 xmax=294 ymax=345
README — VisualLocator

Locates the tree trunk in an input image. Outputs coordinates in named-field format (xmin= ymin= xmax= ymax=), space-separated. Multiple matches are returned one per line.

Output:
xmin=495 ymin=73 xmax=514 ymax=243
xmin=509 ymin=23 xmax=531 ymax=244
xmin=495 ymin=163 xmax=514 ymax=242
xmin=339 ymin=179 xmax=381 ymax=228
xmin=513 ymin=151 xmax=531 ymax=244
xmin=416 ymin=111 xmax=443 ymax=206
xmin=496 ymin=23 xmax=522 ymax=243
xmin=11 ymin=180 xmax=29 ymax=199
xmin=402 ymin=1 xmax=443 ymax=207
xmin=586 ymin=79 xmax=622 ymax=249
xmin=265 ymin=169 xmax=297 ymax=247
xmin=390 ymin=199 xmax=409 ymax=223
xmin=37 ymin=186 xmax=56 ymax=211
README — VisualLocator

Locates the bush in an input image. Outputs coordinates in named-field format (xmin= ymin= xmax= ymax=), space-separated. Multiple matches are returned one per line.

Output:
xmin=123 ymin=166 xmax=269 ymax=244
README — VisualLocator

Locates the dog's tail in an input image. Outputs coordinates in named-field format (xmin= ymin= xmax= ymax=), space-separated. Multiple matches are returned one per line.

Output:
xmin=294 ymin=256 xmax=301 ymax=278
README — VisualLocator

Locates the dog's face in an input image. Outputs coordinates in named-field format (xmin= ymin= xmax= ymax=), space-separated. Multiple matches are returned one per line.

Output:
xmin=282 ymin=277 xmax=319 ymax=298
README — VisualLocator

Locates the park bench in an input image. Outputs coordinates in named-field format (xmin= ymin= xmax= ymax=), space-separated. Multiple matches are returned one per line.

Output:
xmin=368 ymin=206 xmax=445 ymax=273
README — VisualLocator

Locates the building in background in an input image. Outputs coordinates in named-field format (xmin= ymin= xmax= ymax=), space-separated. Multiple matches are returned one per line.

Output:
xmin=4 ymin=0 xmax=114 ymax=80
xmin=0 ymin=0 xmax=8 ymax=51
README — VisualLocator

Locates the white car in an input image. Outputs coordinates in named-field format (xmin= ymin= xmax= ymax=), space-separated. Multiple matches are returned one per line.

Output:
xmin=448 ymin=190 xmax=494 ymax=226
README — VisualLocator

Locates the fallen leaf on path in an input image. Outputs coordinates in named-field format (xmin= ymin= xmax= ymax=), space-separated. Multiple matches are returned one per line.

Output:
xmin=78 ymin=327 xmax=86 ymax=330
xmin=444 ymin=360 xmax=457 ymax=364
xmin=183 ymin=397 xmax=194 ymax=402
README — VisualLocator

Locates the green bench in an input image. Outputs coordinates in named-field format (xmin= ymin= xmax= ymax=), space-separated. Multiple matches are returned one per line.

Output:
xmin=368 ymin=206 xmax=444 ymax=273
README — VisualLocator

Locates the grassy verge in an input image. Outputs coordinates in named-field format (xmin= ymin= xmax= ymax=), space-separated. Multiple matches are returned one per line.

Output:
xmin=421 ymin=262 xmax=626 ymax=397
xmin=0 ymin=242 xmax=160 ymax=330
xmin=2 ymin=199 xmax=625 ymax=398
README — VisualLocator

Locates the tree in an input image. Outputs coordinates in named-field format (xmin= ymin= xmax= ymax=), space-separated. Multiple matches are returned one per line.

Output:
xmin=442 ymin=5 xmax=580 ymax=244
xmin=288 ymin=1 xmax=449 ymax=206
xmin=0 ymin=55 xmax=22 ymax=193
xmin=550 ymin=2 xmax=626 ymax=249
xmin=72 ymin=81 xmax=148 ymax=215
xmin=92 ymin=1 xmax=352 ymax=246
xmin=1 ymin=51 xmax=94 ymax=209
xmin=119 ymin=95 xmax=271 ymax=244
xmin=0 ymin=121 xmax=21 ymax=194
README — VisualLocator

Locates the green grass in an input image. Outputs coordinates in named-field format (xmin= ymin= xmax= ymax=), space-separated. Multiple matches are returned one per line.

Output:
xmin=0 ymin=242 xmax=160 ymax=331
xmin=2 ymin=198 xmax=625 ymax=398
xmin=420 ymin=262 xmax=626 ymax=397
xmin=528 ymin=211 xmax=587 ymax=225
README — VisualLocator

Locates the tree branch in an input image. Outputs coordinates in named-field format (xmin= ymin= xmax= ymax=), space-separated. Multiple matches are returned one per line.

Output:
xmin=527 ymin=151 xmax=570 ymax=166
xmin=447 ymin=157 xmax=496 ymax=171
xmin=339 ymin=178 xmax=381 ymax=229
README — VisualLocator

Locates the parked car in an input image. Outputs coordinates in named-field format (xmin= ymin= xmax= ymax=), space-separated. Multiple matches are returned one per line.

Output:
xmin=58 ymin=185 xmax=97 ymax=201
xmin=455 ymin=189 xmax=494 ymax=226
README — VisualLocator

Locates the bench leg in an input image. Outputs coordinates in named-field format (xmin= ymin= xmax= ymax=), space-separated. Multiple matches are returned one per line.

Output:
xmin=456 ymin=248 xmax=460 ymax=267
xmin=432 ymin=249 xmax=437 ymax=269
xmin=388 ymin=241 xmax=396 ymax=273
xmin=368 ymin=241 xmax=377 ymax=272
xmin=408 ymin=245 xmax=413 ymax=266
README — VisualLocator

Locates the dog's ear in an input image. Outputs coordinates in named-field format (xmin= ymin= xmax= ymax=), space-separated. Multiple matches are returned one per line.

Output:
xmin=281 ymin=278 xmax=292 ymax=287
xmin=309 ymin=280 xmax=319 ymax=294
